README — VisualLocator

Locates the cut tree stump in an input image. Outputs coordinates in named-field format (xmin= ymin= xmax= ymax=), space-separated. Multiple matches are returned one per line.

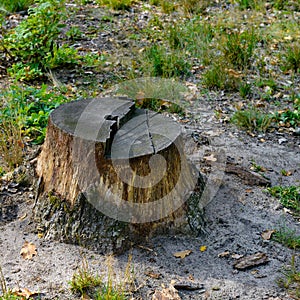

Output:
xmin=33 ymin=97 xmax=205 ymax=253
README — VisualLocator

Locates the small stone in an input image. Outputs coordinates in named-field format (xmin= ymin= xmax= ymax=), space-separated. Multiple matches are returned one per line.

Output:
xmin=278 ymin=138 xmax=287 ymax=145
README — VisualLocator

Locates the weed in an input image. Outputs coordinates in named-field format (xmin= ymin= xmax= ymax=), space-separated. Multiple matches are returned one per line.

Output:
xmin=268 ymin=186 xmax=300 ymax=213
xmin=250 ymin=160 xmax=266 ymax=172
xmin=69 ymin=260 xmax=102 ymax=295
xmin=0 ymin=265 xmax=24 ymax=300
xmin=273 ymin=226 xmax=300 ymax=249
xmin=0 ymin=117 xmax=24 ymax=171
xmin=66 ymin=26 xmax=83 ymax=40
xmin=70 ymin=255 xmax=134 ymax=299
xmin=81 ymin=53 xmax=107 ymax=69
xmin=142 ymin=45 xmax=190 ymax=78
xmin=274 ymin=107 xmax=300 ymax=128
xmin=222 ymin=29 xmax=257 ymax=70
xmin=2 ymin=0 xmax=78 ymax=80
xmin=231 ymin=107 xmax=273 ymax=132
xmin=202 ymin=62 xmax=241 ymax=91
xmin=159 ymin=0 xmax=176 ymax=13
xmin=96 ymin=0 xmax=133 ymax=10
xmin=235 ymin=0 xmax=264 ymax=10
xmin=0 ymin=84 xmax=69 ymax=145
xmin=0 ymin=0 xmax=34 ymax=13
xmin=277 ymin=255 xmax=300 ymax=298
xmin=239 ymin=82 xmax=252 ymax=98
xmin=178 ymin=0 xmax=210 ymax=14
xmin=283 ymin=43 xmax=300 ymax=73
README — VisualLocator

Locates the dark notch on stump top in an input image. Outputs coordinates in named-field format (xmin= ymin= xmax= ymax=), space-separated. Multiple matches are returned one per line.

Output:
xmin=50 ymin=97 xmax=181 ymax=159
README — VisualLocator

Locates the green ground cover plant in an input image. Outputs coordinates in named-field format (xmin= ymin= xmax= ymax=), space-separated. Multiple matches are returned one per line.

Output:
xmin=0 ymin=0 xmax=34 ymax=13
xmin=0 ymin=84 xmax=69 ymax=145
xmin=231 ymin=107 xmax=273 ymax=132
xmin=273 ymin=226 xmax=300 ymax=249
xmin=268 ymin=186 xmax=300 ymax=213
xmin=1 ymin=0 xmax=79 ymax=81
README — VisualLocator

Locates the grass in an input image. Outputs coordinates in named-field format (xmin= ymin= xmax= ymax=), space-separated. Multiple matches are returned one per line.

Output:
xmin=277 ymin=255 xmax=300 ymax=299
xmin=0 ymin=117 xmax=24 ymax=171
xmin=0 ymin=265 xmax=24 ymax=300
xmin=231 ymin=107 xmax=273 ymax=132
xmin=96 ymin=0 xmax=134 ymax=10
xmin=69 ymin=255 xmax=133 ymax=299
xmin=69 ymin=259 xmax=103 ymax=295
xmin=222 ymin=29 xmax=258 ymax=70
xmin=273 ymin=226 xmax=300 ymax=249
xmin=268 ymin=186 xmax=300 ymax=214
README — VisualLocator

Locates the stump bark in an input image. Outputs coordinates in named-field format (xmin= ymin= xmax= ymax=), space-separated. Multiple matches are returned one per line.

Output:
xmin=33 ymin=97 xmax=204 ymax=253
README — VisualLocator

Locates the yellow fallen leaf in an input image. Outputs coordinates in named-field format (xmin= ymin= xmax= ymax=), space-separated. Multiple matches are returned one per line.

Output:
xmin=173 ymin=250 xmax=192 ymax=259
xmin=200 ymin=245 xmax=207 ymax=252
xmin=261 ymin=230 xmax=275 ymax=240
xmin=20 ymin=241 xmax=37 ymax=260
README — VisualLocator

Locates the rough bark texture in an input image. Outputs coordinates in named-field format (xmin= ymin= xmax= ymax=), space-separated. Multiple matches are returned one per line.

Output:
xmin=33 ymin=97 xmax=204 ymax=253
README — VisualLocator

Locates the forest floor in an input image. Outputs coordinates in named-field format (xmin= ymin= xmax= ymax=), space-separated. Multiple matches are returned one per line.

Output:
xmin=0 ymin=1 xmax=300 ymax=299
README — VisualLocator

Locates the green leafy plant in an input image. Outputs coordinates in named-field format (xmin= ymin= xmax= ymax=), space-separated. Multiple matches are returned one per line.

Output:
xmin=231 ymin=107 xmax=273 ymax=132
xmin=268 ymin=186 xmax=300 ymax=213
xmin=239 ymin=82 xmax=252 ymax=98
xmin=0 ymin=0 xmax=34 ymax=13
xmin=0 ymin=84 xmax=69 ymax=145
xmin=66 ymin=26 xmax=83 ymax=40
xmin=2 ymin=0 xmax=78 ymax=80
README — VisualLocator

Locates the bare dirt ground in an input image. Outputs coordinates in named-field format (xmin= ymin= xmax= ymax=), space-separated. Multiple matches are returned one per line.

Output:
xmin=1 ymin=96 xmax=299 ymax=299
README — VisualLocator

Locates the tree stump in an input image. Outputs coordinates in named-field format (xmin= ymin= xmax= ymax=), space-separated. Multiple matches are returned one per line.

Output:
xmin=33 ymin=97 xmax=204 ymax=253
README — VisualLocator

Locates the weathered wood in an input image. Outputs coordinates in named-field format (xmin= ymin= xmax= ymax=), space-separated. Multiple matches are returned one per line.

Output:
xmin=34 ymin=97 xmax=203 ymax=253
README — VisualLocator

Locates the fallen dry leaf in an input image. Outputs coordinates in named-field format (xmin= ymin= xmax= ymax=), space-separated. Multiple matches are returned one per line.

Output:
xmin=152 ymin=283 xmax=181 ymax=300
xmin=173 ymin=250 xmax=192 ymax=259
xmin=12 ymin=287 xmax=38 ymax=299
xmin=226 ymin=68 xmax=242 ymax=78
xmin=20 ymin=241 xmax=37 ymax=260
xmin=145 ymin=271 xmax=161 ymax=279
xmin=261 ymin=230 xmax=275 ymax=240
